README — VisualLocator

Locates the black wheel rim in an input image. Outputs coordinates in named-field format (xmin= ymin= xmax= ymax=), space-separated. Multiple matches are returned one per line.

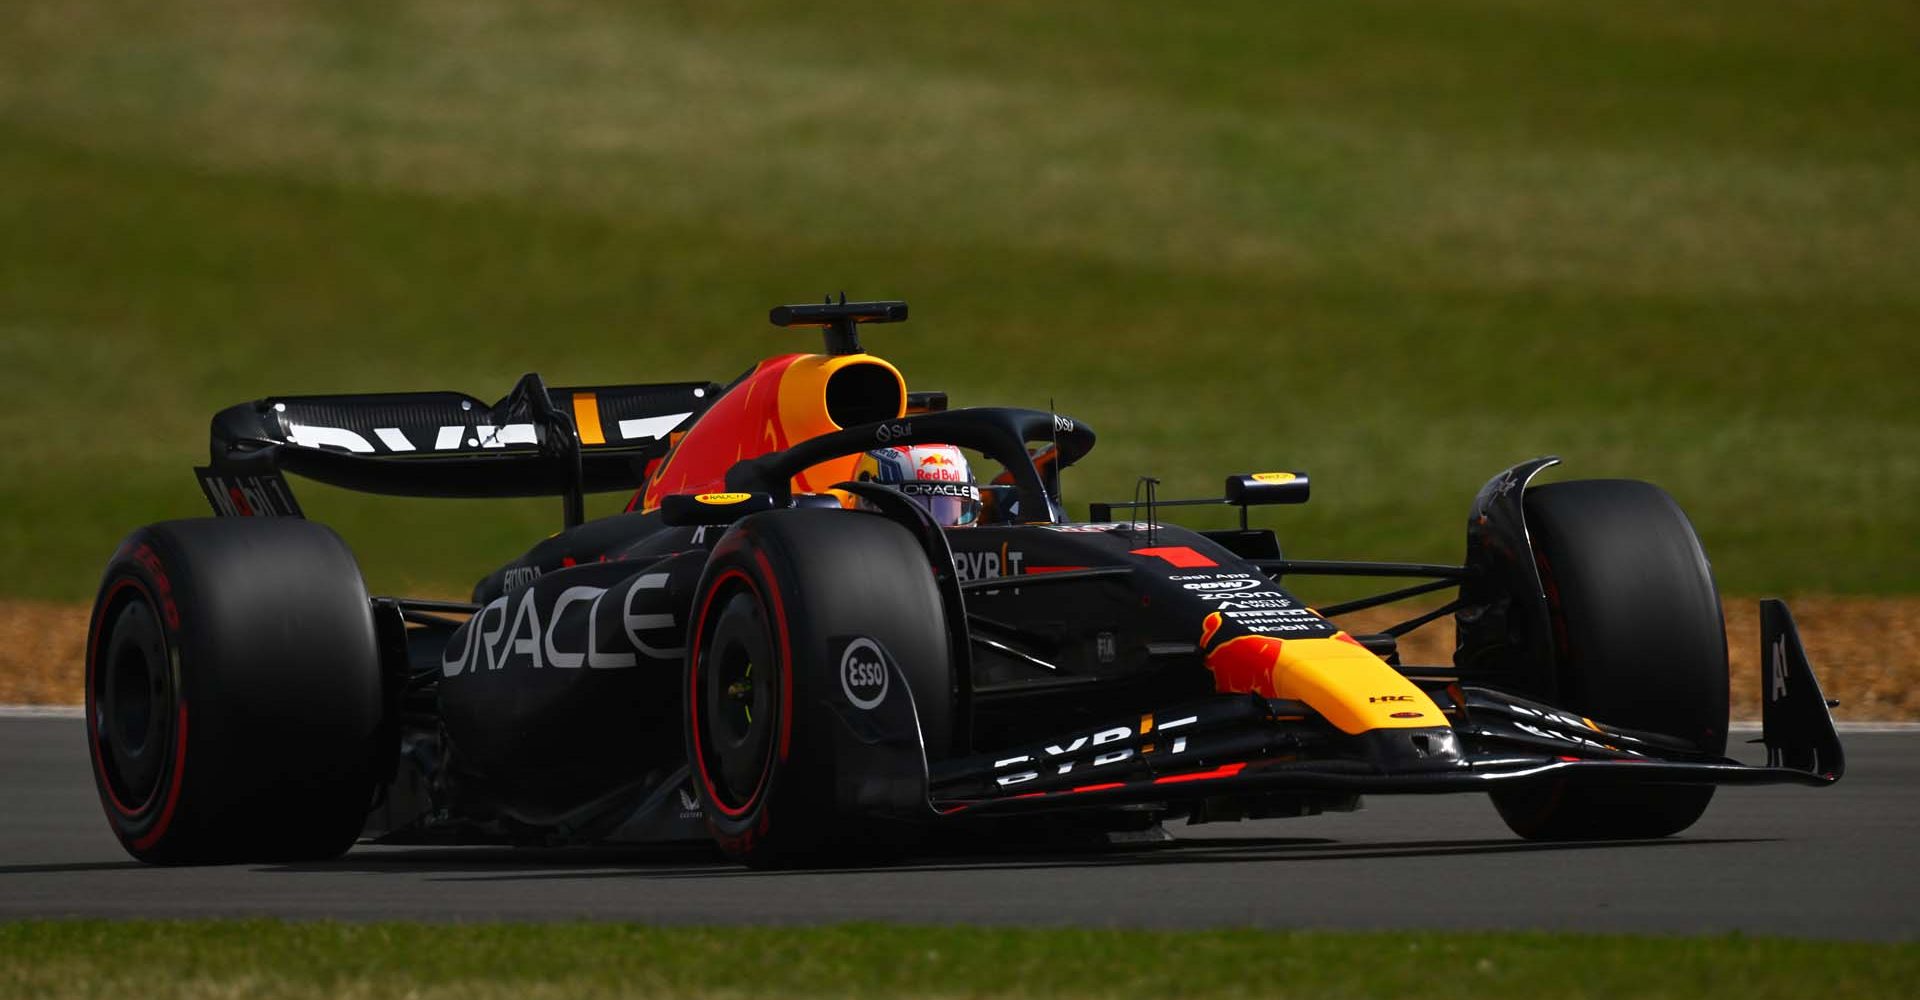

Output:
xmin=92 ymin=591 xmax=175 ymax=814
xmin=698 ymin=589 xmax=777 ymax=812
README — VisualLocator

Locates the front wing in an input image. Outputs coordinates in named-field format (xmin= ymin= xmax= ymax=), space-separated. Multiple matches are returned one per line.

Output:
xmin=888 ymin=599 xmax=1843 ymax=820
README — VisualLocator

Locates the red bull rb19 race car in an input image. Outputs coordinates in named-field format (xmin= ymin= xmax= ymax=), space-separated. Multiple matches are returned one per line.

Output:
xmin=85 ymin=300 xmax=1843 ymax=866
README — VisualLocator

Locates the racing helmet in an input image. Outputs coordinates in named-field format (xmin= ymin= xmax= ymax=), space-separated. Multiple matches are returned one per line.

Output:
xmin=854 ymin=444 xmax=981 ymax=527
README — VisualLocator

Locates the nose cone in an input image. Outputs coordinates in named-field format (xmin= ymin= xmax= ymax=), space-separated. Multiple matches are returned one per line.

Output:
xmin=1200 ymin=624 xmax=1448 ymax=736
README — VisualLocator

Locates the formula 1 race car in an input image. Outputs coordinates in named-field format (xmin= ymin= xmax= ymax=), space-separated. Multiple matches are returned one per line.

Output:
xmin=84 ymin=300 xmax=1845 ymax=866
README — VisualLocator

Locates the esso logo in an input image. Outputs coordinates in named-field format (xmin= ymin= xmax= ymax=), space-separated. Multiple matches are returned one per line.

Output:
xmin=839 ymin=638 xmax=889 ymax=710
xmin=1183 ymin=579 xmax=1262 ymax=592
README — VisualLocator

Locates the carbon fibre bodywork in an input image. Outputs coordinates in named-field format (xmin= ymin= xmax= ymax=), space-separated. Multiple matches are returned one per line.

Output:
xmin=363 ymin=465 xmax=1841 ymax=847
xmin=181 ymin=302 xmax=1841 ymax=851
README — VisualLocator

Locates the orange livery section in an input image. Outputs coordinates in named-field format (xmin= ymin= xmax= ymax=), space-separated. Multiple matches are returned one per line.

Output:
xmin=1200 ymin=614 xmax=1443 ymax=734
xmin=640 ymin=352 xmax=907 ymax=510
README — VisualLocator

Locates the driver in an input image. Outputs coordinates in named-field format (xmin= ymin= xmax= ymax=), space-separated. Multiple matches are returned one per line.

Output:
xmin=851 ymin=444 xmax=981 ymax=527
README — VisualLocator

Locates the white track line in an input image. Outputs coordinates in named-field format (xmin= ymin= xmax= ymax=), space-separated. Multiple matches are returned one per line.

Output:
xmin=0 ymin=705 xmax=84 ymax=719
xmin=1731 ymin=721 xmax=1920 ymax=734
xmin=3 ymin=704 xmax=1917 ymax=732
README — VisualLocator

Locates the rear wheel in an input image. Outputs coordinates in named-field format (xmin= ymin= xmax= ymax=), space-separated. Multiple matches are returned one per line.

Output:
xmin=686 ymin=509 xmax=952 ymax=866
xmin=1490 ymin=480 xmax=1729 ymax=840
xmin=86 ymin=519 xmax=386 ymax=863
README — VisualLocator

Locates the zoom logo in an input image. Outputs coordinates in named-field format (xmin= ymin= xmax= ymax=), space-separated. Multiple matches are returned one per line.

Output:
xmin=838 ymin=637 xmax=889 ymax=710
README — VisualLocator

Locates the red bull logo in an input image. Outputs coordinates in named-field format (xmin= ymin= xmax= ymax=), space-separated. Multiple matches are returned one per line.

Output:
xmin=913 ymin=446 xmax=967 ymax=482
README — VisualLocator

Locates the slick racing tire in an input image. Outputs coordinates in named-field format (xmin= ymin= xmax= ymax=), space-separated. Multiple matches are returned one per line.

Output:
xmin=1491 ymin=480 xmax=1729 ymax=841
xmin=85 ymin=519 xmax=385 ymax=864
xmin=686 ymin=509 xmax=953 ymax=867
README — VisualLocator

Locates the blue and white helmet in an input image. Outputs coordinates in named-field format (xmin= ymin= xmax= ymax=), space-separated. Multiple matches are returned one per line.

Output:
xmin=853 ymin=444 xmax=981 ymax=527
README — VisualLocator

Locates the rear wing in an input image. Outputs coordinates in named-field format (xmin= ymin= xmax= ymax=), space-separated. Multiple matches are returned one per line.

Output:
xmin=196 ymin=372 xmax=719 ymax=526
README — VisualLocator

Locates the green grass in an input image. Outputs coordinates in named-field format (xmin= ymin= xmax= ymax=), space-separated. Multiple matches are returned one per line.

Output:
xmin=2 ymin=921 xmax=1916 ymax=999
xmin=2 ymin=1 xmax=1916 ymax=601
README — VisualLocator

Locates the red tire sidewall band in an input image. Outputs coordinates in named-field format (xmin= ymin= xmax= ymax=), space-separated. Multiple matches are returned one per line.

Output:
xmin=86 ymin=564 xmax=191 ymax=852
xmin=689 ymin=557 xmax=792 ymax=823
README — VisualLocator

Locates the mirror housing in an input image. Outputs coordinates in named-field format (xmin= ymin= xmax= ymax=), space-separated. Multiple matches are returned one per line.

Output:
xmin=659 ymin=491 xmax=777 ymax=526
xmin=1225 ymin=471 xmax=1310 ymax=506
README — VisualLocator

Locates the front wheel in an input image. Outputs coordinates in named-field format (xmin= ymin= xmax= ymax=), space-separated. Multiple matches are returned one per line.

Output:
xmin=686 ymin=509 xmax=953 ymax=867
xmin=1490 ymin=479 xmax=1729 ymax=840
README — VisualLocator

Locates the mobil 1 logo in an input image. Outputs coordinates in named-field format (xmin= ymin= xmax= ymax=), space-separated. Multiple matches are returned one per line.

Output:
xmin=1182 ymin=578 xmax=1263 ymax=593
xmin=835 ymin=636 xmax=890 ymax=710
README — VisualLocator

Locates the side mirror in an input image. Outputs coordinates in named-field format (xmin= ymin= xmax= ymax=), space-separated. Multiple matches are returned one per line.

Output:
xmin=659 ymin=491 xmax=778 ymax=526
xmin=1224 ymin=471 xmax=1310 ymax=506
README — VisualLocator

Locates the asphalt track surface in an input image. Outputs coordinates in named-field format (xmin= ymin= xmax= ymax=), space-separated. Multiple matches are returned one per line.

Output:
xmin=2 ymin=718 xmax=1913 ymax=939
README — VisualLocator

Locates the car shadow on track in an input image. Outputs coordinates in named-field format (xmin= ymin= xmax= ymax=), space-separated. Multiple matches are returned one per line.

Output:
xmin=255 ymin=834 xmax=1772 ymax=883
xmin=569 ymin=835 xmax=1772 ymax=883
xmin=263 ymin=844 xmax=736 ymax=877
xmin=0 ymin=860 xmax=149 ymax=875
